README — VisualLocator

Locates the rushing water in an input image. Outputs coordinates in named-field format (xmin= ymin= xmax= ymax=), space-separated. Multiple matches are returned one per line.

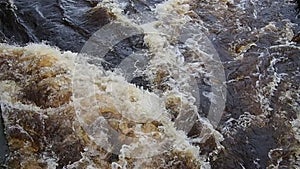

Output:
xmin=0 ymin=0 xmax=299 ymax=169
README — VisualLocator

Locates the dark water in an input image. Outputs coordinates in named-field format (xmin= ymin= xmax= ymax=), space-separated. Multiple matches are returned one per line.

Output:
xmin=0 ymin=106 xmax=9 ymax=167
xmin=0 ymin=0 xmax=300 ymax=168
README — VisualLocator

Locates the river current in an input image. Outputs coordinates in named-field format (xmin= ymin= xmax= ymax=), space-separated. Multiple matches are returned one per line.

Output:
xmin=0 ymin=0 xmax=299 ymax=168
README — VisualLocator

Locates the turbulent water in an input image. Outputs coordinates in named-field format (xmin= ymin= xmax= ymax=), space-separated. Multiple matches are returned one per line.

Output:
xmin=0 ymin=0 xmax=299 ymax=169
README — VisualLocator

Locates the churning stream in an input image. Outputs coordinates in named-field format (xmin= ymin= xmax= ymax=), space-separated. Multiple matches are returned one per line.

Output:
xmin=0 ymin=0 xmax=299 ymax=168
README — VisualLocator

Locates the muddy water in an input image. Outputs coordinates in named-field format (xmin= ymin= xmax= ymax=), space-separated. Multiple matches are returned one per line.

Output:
xmin=0 ymin=0 xmax=299 ymax=169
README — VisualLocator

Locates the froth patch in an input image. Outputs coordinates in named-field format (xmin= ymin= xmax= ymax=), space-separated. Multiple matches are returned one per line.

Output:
xmin=0 ymin=43 xmax=203 ymax=168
